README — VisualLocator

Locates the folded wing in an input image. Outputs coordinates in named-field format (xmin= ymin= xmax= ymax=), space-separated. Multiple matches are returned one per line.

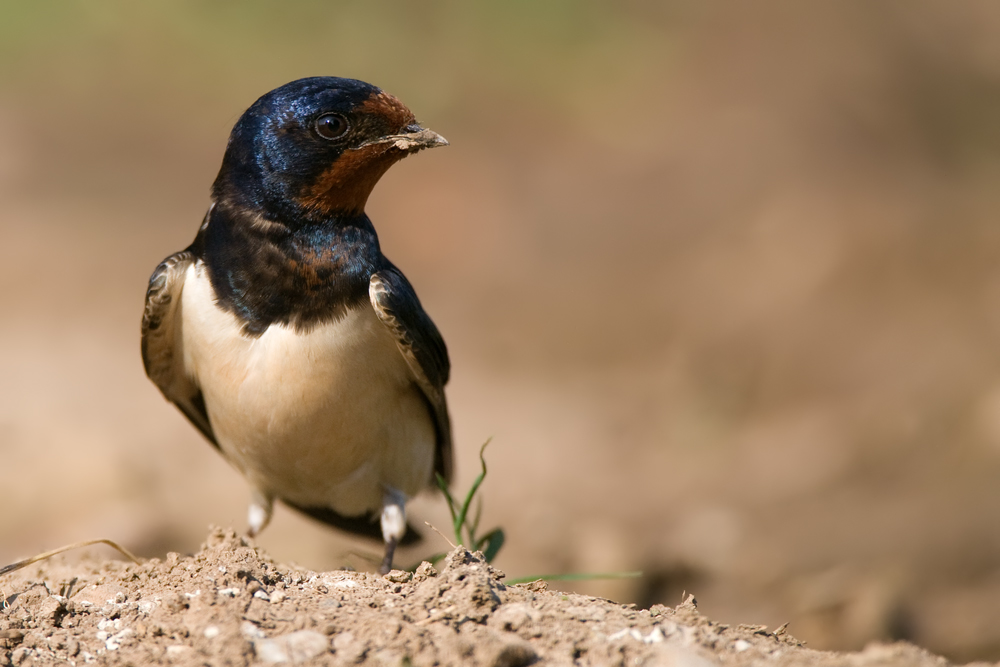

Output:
xmin=141 ymin=250 xmax=218 ymax=448
xmin=369 ymin=265 xmax=453 ymax=484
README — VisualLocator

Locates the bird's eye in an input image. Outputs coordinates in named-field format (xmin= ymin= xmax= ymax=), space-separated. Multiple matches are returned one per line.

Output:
xmin=315 ymin=113 xmax=349 ymax=140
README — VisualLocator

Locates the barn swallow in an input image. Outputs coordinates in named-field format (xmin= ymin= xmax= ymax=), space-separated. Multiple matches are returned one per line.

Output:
xmin=141 ymin=77 xmax=452 ymax=574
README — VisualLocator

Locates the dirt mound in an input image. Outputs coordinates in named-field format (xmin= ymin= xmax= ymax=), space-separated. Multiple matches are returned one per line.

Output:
xmin=0 ymin=528 xmax=961 ymax=666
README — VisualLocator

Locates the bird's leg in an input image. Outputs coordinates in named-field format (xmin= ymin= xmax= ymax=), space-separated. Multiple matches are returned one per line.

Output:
xmin=247 ymin=490 xmax=274 ymax=538
xmin=379 ymin=538 xmax=398 ymax=576
xmin=379 ymin=487 xmax=408 ymax=574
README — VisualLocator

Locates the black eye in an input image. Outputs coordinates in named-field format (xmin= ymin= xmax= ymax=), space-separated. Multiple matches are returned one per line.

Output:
xmin=315 ymin=113 xmax=349 ymax=140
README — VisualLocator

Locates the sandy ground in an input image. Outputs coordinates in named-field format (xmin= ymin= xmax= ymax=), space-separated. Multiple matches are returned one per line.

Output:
xmin=5 ymin=3 xmax=1000 ymax=663
xmin=0 ymin=529 xmax=969 ymax=667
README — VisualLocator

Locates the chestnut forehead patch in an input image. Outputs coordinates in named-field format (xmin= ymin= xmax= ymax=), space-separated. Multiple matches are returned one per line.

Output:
xmin=361 ymin=91 xmax=416 ymax=132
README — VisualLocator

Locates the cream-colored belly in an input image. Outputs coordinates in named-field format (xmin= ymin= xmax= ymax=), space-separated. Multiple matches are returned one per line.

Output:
xmin=179 ymin=264 xmax=435 ymax=516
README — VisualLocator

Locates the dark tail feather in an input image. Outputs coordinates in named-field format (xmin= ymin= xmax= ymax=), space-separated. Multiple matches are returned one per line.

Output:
xmin=283 ymin=501 xmax=422 ymax=546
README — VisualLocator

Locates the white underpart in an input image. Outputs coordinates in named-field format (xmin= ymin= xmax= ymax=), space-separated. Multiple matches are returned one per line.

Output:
xmin=179 ymin=263 xmax=436 ymax=521
xmin=381 ymin=487 xmax=408 ymax=543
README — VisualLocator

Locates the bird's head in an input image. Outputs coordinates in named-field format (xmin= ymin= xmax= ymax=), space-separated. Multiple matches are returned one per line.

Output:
xmin=213 ymin=77 xmax=447 ymax=221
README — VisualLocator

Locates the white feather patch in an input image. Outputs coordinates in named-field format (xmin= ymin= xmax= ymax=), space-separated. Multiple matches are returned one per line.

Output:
xmin=180 ymin=264 xmax=436 ymax=517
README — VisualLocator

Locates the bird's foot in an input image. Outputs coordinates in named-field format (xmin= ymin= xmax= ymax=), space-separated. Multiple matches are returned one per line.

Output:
xmin=246 ymin=492 xmax=273 ymax=538
xmin=379 ymin=536 xmax=399 ymax=575
xmin=379 ymin=487 xmax=408 ymax=573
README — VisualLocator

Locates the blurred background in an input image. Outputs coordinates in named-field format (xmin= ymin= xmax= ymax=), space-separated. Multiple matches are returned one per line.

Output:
xmin=4 ymin=0 xmax=1000 ymax=660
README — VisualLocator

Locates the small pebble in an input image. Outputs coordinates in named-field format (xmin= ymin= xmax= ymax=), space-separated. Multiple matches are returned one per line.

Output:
xmin=255 ymin=630 xmax=329 ymax=664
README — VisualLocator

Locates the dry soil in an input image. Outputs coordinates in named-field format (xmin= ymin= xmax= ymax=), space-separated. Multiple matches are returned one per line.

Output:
xmin=0 ymin=529 xmax=977 ymax=667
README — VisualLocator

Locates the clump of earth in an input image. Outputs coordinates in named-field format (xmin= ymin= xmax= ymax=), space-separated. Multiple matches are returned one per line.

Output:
xmin=0 ymin=528 xmax=963 ymax=666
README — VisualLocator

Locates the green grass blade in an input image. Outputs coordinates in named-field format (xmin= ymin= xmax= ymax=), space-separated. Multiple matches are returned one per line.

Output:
xmin=506 ymin=571 xmax=643 ymax=585
xmin=435 ymin=472 xmax=458 ymax=526
xmin=456 ymin=439 xmax=492 ymax=543
xmin=477 ymin=528 xmax=505 ymax=563
xmin=471 ymin=496 xmax=484 ymax=538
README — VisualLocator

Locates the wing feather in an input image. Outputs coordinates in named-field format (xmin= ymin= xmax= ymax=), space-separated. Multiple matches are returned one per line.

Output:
xmin=141 ymin=251 xmax=218 ymax=448
xmin=369 ymin=266 xmax=453 ymax=483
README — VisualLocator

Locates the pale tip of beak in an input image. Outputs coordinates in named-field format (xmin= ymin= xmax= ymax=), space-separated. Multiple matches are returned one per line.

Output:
xmin=354 ymin=126 xmax=448 ymax=152
xmin=391 ymin=127 xmax=448 ymax=151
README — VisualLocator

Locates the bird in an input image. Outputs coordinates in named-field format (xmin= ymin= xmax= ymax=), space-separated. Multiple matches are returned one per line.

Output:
xmin=141 ymin=77 xmax=452 ymax=574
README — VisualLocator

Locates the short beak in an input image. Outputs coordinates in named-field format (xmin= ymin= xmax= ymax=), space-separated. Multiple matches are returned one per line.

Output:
xmin=359 ymin=124 xmax=449 ymax=152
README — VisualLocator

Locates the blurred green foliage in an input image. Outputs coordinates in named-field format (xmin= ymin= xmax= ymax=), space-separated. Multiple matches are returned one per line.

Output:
xmin=0 ymin=1 xmax=686 ymax=128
